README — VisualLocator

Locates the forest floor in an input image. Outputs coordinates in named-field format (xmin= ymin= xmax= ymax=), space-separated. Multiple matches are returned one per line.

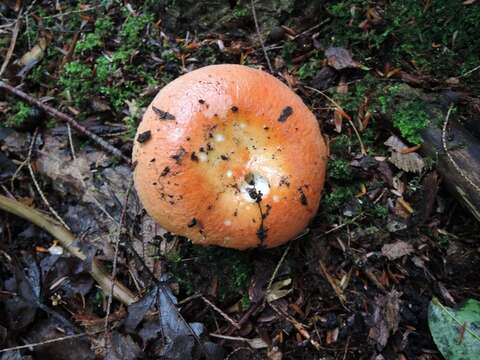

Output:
xmin=1 ymin=1 xmax=480 ymax=359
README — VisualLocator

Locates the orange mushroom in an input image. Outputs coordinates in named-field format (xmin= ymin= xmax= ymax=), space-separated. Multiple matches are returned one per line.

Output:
xmin=132 ymin=64 xmax=327 ymax=249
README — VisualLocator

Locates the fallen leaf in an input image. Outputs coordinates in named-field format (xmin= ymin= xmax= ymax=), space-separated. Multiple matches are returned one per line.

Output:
xmin=325 ymin=47 xmax=356 ymax=70
xmin=310 ymin=66 xmax=338 ymax=91
xmin=17 ymin=37 xmax=49 ymax=77
xmin=245 ymin=337 xmax=269 ymax=349
xmin=266 ymin=278 xmax=292 ymax=303
xmin=428 ymin=298 xmax=480 ymax=360
xmin=385 ymin=135 xmax=425 ymax=173
xmin=267 ymin=346 xmax=283 ymax=360
xmin=381 ymin=241 xmax=414 ymax=260
xmin=125 ymin=282 xmax=224 ymax=359
xmin=325 ymin=47 xmax=368 ymax=70
xmin=24 ymin=318 xmax=94 ymax=360
xmin=326 ymin=327 xmax=339 ymax=344
xmin=106 ymin=331 xmax=142 ymax=360
xmin=368 ymin=290 xmax=402 ymax=349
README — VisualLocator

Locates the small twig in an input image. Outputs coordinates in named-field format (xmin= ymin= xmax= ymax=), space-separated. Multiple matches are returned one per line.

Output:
xmin=305 ymin=85 xmax=367 ymax=155
xmin=292 ymin=19 xmax=330 ymax=40
xmin=26 ymin=129 xmax=71 ymax=230
xmin=0 ymin=194 xmax=138 ymax=305
xmin=0 ymin=81 xmax=130 ymax=164
xmin=342 ymin=336 xmax=351 ymax=360
xmin=104 ymin=178 xmax=134 ymax=348
xmin=28 ymin=161 xmax=71 ymax=229
xmin=460 ymin=63 xmax=480 ymax=78
xmin=10 ymin=134 xmax=34 ymax=192
xmin=223 ymin=302 xmax=262 ymax=337
xmin=43 ymin=5 xmax=101 ymax=19
xmin=250 ymin=0 xmax=273 ymax=73
xmin=201 ymin=296 xmax=241 ymax=329
xmin=0 ymin=332 xmax=95 ymax=353
xmin=66 ymin=123 xmax=76 ymax=160
xmin=266 ymin=242 xmax=291 ymax=293
xmin=0 ymin=13 xmax=21 ymax=77
xmin=269 ymin=302 xmax=321 ymax=350
xmin=322 ymin=213 xmax=364 ymax=236
xmin=209 ymin=334 xmax=252 ymax=342
xmin=441 ymin=105 xmax=480 ymax=194
xmin=318 ymin=259 xmax=348 ymax=308
xmin=225 ymin=347 xmax=255 ymax=360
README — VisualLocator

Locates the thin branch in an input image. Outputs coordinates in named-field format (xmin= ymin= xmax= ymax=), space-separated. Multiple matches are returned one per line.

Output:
xmin=250 ymin=0 xmax=273 ymax=73
xmin=0 ymin=194 xmax=138 ymax=305
xmin=441 ymin=105 xmax=480 ymax=194
xmin=104 ymin=178 xmax=134 ymax=348
xmin=24 ymin=129 xmax=71 ymax=229
xmin=305 ymin=85 xmax=367 ymax=155
xmin=266 ymin=242 xmax=291 ymax=293
xmin=0 ymin=332 xmax=94 ymax=353
xmin=460 ymin=63 xmax=480 ymax=78
xmin=201 ymin=295 xmax=241 ymax=329
xmin=0 ymin=81 xmax=131 ymax=164
xmin=0 ymin=13 xmax=21 ymax=77
xmin=67 ymin=123 xmax=76 ymax=160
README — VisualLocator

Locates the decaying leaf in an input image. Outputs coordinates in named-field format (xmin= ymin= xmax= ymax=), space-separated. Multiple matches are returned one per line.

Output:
xmin=266 ymin=278 xmax=292 ymax=303
xmin=381 ymin=240 xmax=414 ymax=260
xmin=384 ymin=135 xmax=425 ymax=173
xmin=17 ymin=37 xmax=49 ymax=77
xmin=368 ymin=290 xmax=402 ymax=349
xmin=243 ymin=337 xmax=268 ymax=349
xmin=325 ymin=47 xmax=367 ymax=70
xmin=125 ymin=282 xmax=224 ymax=359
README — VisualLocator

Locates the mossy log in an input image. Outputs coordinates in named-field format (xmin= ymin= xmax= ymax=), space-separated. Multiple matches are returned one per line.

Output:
xmin=380 ymin=84 xmax=480 ymax=222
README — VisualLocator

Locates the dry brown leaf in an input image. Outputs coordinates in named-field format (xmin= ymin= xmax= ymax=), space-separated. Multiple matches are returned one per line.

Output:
xmin=325 ymin=47 xmax=369 ymax=70
xmin=266 ymin=278 xmax=292 ymax=303
xmin=325 ymin=47 xmax=358 ymax=70
xmin=368 ymin=290 xmax=402 ymax=349
xmin=385 ymin=135 xmax=425 ymax=173
xmin=381 ymin=240 xmax=414 ymax=260
xmin=18 ymin=37 xmax=48 ymax=67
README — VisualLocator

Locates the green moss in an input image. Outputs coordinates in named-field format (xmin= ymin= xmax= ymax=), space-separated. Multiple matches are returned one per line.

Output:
xmin=324 ymin=0 xmax=480 ymax=89
xmin=76 ymin=33 xmax=102 ymax=54
xmin=99 ymin=82 xmax=140 ymax=112
xmin=94 ymin=17 xmax=114 ymax=38
xmin=323 ymin=186 xmax=355 ymax=212
xmin=281 ymin=41 xmax=297 ymax=63
xmin=297 ymin=56 xmax=322 ymax=80
xmin=370 ymin=204 xmax=389 ymax=219
xmin=95 ymin=56 xmax=117 ymax=83
xmin=59 ymin=61 xmax=94 ymax=107
xmin=5 ymin=102 xmax=32 ymax=128
xmin=392 ymin=102 xmax=429 ymax=145
xmin=240 ymin=293 xmax=251 ymax=310
xmin=168 ymin=245 xmax=253 ymax=303
xmin=74 ymin=16 xmax=112 ymax=54
xmin=329 ymin=135 xmax=353 ymax=156
xmin=379 ymin=84 xmax=430 ymax=145
xmin=232 ymin=5 xmax=249 ymax=19
xmin=328 ymin=159 xmax=353 ymax=181
xmin=120 ymin=13 xmax=153 ymax=48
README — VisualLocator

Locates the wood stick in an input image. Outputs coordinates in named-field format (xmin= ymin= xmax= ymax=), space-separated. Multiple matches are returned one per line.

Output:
xmin=0 ymin=81 xmax=131 ymax=164
xmin=0 ymin=194 xmax=138 ymax=305
xmin=380 ymin=84 xmax=480 ymax=222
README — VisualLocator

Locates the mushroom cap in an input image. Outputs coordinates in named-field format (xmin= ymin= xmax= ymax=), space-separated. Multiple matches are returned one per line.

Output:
xmin=133 ymin=64 xmax=327 ymax=249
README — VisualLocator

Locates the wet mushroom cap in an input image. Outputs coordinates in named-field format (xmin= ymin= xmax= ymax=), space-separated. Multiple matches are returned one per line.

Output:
xmin=133 ymin=64 xmax=327 ymax=249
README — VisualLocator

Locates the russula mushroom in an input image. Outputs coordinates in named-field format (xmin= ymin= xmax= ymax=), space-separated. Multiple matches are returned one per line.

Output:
xmin=133 ymin=64 xmax=327 ymax=249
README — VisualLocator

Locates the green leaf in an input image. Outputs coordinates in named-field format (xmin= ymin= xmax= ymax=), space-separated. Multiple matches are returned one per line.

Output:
xmin=428 ymin=297 xmax=480 ymax=360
